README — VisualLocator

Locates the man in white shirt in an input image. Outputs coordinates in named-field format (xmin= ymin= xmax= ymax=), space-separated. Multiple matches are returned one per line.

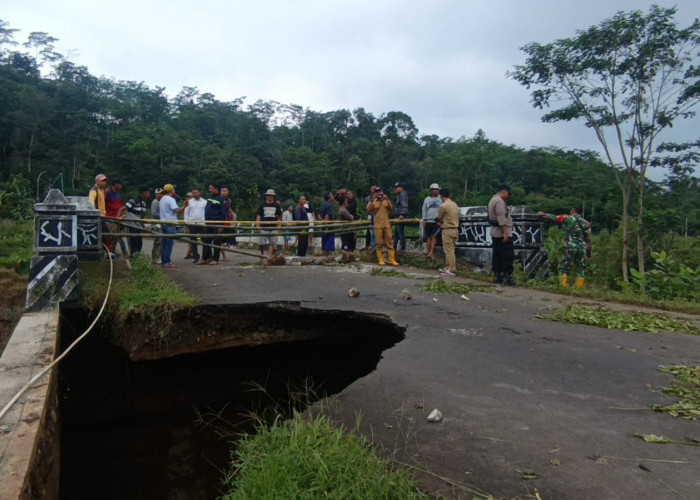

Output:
xmin=184 ymin=188 xmax=207 ymax=263
xmin=282 ymin=204 xmax=295 ymax=253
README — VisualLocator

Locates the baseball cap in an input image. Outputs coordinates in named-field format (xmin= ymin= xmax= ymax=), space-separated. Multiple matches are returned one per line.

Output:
xmin=155 ymin=188 xmax=163 ymax=195
xmin=162 ymin=183 xmax=175 ymax=193
xmin=95 ymin=174 xmax=107 ymax=182
xmin=394 ymin=182 xmax=403 ymax=188
xmin=430 ymin=183 xmax=440 ymax=190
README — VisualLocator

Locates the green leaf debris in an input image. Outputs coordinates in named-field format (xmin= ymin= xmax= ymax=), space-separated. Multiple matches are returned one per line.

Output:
xmin=535 ymin=305 xmax=700 ymax=335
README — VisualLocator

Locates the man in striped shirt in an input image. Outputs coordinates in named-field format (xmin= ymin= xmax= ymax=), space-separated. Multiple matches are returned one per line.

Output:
xmin=123 ymin=186 xmax=151 ymax=257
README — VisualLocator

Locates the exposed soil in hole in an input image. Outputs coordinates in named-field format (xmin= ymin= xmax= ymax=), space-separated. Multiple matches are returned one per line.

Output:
xmin=0 ymin=268 xmax=28 ymax=356
xmin=58 ymin=305 xmax=404 ymax=500
xmin=110 ymin=302 xmax=403 ymax=361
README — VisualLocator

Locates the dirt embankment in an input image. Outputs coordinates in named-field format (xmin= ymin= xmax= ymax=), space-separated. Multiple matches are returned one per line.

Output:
xmin=0 ymin=269 xmax=28 ymax=355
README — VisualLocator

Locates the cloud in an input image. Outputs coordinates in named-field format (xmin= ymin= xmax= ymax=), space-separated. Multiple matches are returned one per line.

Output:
xmin=3 ymin=0 xmax=698 ymax=179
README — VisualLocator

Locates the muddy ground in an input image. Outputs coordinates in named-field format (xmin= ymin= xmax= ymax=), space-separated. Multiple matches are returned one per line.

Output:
xmin=0 ymin=268 xmax=28 ymax=356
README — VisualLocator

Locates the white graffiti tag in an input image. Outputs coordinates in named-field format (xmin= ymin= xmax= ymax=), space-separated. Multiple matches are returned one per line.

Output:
xmin=78 ymin=223 xmax=98 ymax=245
xmin=40 ymin=220 xmax=72 ymax=246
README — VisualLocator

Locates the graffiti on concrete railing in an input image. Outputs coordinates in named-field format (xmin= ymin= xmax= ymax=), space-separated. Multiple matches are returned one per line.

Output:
xmin=522 ymin=224 xmax=542 ymax=246
xmin=39 ymin=220 xmax=74 ymax=248
xmin=77 ymin=223 xmax=99 ymax=245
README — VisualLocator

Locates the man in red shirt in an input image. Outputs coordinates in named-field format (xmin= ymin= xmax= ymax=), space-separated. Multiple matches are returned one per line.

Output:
xmin=105 ymin=179 xmax=128 ymax=256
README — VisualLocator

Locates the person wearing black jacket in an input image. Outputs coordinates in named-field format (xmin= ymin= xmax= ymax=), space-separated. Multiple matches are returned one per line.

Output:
xmin=197 ymin=183 xmax=227 ymax=265
xmin=293 ymin=196 xmax=311 ymax=257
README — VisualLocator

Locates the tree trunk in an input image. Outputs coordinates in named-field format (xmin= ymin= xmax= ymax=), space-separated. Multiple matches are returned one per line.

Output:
xmin=616 ymin=173 xmax=631 ymax=284
xmin=612 ymin=168 xmax=630 ymax=283
xmin=27 ymin=132 xmax=35 ymax=173
xmin=72 ymin=154 xmax=77 ymax=189
xmin=620 ymin=194 xmax=630 ymax=283
xmin=636 ymin=183 xmax=646 ymax=276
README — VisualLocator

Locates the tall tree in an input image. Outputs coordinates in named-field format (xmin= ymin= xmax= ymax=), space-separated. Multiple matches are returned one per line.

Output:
xmin=509 ymin=5 xmax=700 ymax=281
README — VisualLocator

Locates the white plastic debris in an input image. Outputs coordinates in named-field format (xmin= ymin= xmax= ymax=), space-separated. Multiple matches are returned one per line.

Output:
xmin=432 ymin=297 xmax=438 ymax=303
xmin=427 ymin=409 xmax=443 ymax=422
xmin=460 ymin=294 xmax=470 ymax=301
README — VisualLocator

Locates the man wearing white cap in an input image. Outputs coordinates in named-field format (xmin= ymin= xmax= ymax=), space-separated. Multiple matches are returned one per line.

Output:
xmin=421 ymin=183 xmax=443 ymax=258
xmin=256 ymin=188 xmax=283 ymax=261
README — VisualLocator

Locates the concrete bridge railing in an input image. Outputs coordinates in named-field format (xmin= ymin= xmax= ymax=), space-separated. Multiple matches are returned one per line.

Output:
xmin=1 ymin=189 xmax=102 ymax=499
xmin=456 ymin=205 xmax=549 ymax=279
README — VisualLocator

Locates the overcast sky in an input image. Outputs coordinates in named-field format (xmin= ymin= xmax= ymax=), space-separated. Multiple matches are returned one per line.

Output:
xmin=4 ymin=0 xmax=699 ymax=178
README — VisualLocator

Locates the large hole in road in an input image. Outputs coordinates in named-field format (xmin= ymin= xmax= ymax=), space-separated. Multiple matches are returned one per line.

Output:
xmin=58 ymin=304 xmax=405 ymax=500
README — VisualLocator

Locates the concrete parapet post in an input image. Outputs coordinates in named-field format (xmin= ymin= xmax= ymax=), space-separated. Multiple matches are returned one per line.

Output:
xmin=26 ymin=189 xmax=83 ymax=311
xmin=456 ymin=205 xmax=549 ymax=279
xmin=66 ymin=195 xmax=103 ymax=262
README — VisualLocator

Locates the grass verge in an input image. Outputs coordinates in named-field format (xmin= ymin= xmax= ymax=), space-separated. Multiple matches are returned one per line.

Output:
xmin=522 ymin=279 xmax=700 ymax=315
xmin=80 ymin=254 xmax=195 ymax=337
xmin=0 ymin=218 xmax=33 ymax=274
xmin=221 ymin=411 xmax=427 ymax=499
xmin=535 ymin=305 xmax=700 ymax=334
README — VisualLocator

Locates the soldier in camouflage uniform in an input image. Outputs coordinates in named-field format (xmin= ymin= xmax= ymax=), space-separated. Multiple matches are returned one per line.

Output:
xmin=538 ymin=207 xmax=591 ymax=288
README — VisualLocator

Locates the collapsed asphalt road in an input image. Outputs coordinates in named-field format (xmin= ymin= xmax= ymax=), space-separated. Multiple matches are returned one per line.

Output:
xmin=163 ymin=245 xmax=700 ymax=500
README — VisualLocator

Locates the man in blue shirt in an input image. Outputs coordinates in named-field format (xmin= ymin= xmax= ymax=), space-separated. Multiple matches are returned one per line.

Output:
xmin=319 ymin=192 xmax=335 ymax=255
xmin=159 ymin=184 xmax=180 ymax=269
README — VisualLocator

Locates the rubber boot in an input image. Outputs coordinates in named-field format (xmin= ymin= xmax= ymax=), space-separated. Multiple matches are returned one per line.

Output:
xmin=376 ymin=250 xmax=386 ymax=266
xmin=493 ymin=272 xmax=503 ymax=284
xmin=559 ymin=274 xmax=569 ymax=288
xmin=575 ymin=276 xmax=585 ymax=289
xmin=388 ymin=249 xmax=400 ymax=266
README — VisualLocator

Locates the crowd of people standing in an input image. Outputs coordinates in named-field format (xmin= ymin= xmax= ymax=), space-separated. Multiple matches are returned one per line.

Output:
xmin=88 ymin=173 xmax=590 ymax=287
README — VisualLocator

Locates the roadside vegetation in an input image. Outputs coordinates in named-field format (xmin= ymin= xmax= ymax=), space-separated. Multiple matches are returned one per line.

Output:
xmin=0 ymin=195 xmax=33 ymax=355
xmin=80 ymin=254 xmax=195 ymax=336
xmin=221 ymin=412 xmax=427 ymax=499
xmin=0 ymin=218 xmax=33 ymax=273
xmin=456 ymin=228 xmax=700 ymax=315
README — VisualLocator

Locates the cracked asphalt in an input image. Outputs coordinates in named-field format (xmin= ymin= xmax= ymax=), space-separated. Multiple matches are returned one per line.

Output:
xmin=162 ymin=242 xmax=700 ymax=500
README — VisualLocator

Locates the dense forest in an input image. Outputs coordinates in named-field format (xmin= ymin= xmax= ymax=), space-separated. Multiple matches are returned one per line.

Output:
xmin=0 ymin=19 xmax=698 ymax=255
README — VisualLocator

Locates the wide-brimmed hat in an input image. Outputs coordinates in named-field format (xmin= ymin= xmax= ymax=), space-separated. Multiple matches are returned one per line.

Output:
xmin=162 ymin=183 xmax=175 ymax=193
xmin=430 ymin=183 xmax=440 ymax=190
xmin=265 ymin=189 xmax=276 ymax=197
